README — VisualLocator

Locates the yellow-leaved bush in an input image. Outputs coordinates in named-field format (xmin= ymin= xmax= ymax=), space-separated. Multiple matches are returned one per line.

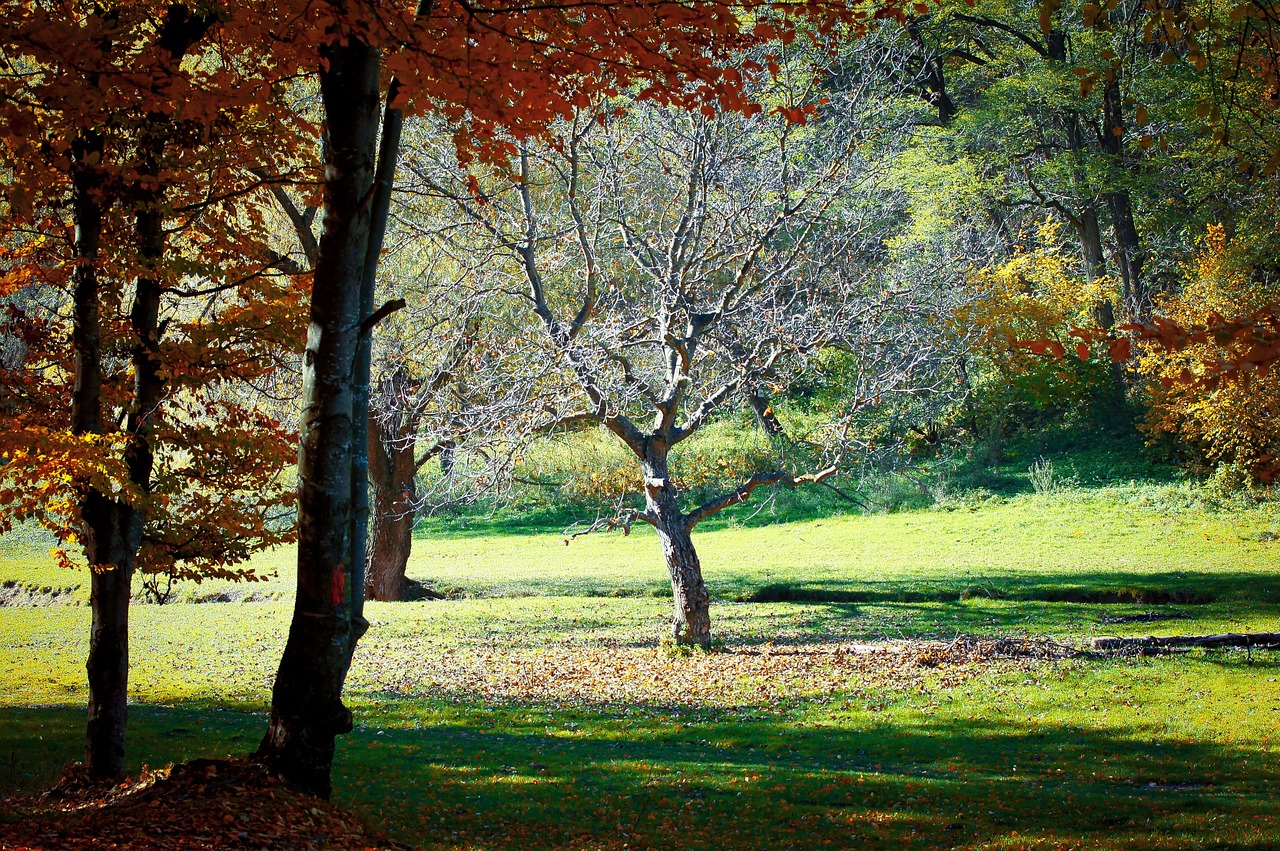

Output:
xmin=955 ymin=223 xmax=1119 ymax=428
xmin=1140 ymin=224 xmax=1280 ymax=479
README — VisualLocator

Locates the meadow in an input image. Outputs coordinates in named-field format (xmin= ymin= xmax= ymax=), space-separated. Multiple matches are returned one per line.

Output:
xmin=1 ymin=482 xmax=1279 ymax=849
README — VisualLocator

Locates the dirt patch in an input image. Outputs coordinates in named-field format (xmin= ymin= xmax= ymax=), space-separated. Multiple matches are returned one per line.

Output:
xmin=1032 ymin=588 xmax=1214 ymax=605
xmin=183 ymin=589 xmax=283 ymax=604
xmin=1099 ymin=611 xmax=1192 ymax=625
xmin=401 ymin=578 xmax=467 ymax=601
xmin=0 ymin=759 xmax=406 ymax=850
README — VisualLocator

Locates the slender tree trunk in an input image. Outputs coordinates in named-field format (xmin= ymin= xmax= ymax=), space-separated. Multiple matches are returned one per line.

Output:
xmin=1102 ymin=78 xmax=1149 ymax=322
xmin=365 ymin=409 xmax=417 ymax=602
xmin=258 ymin=39 xmax=381 ymax=800
xmin=1079 ymin=206 xmax=1107 ymax=288
xmin=72 ymin=127 xmax=168 ymax=779
xmin=745 ymin=386 xmax=785 ymax=437
xmin=83 ymin=512 xmax=133 ymax=779
xmin=89 ymin=142 xmax=170 ymax=779
xmin=1077 ymin=204 xmax=1127 ymax=398
xmin=906 ymin=18 xmax=955 ymax=124
xmin=642 ymin=445 xmax=711 ymax=648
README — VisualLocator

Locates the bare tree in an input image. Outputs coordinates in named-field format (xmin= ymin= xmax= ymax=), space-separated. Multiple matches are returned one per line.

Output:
xmin=359 ymin=255 xmax=542 ymax=601
xmin=397 ymin=61 xmax=954 ymax=645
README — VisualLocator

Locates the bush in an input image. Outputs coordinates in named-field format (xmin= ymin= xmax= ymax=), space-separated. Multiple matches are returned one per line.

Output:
xmin=1139 ymin=225 xmax=1280 ymax=481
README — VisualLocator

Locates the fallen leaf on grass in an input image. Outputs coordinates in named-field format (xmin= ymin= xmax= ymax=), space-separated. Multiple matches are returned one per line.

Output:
xmin=357 ymin=639 xmax=1043 ymax=708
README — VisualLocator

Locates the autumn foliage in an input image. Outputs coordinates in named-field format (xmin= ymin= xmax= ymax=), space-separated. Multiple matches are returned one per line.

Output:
xmin=958 ymin=225 xmax=1122 ymax=418
xmin=1139 ymin=225 xmax=1280 ymax=479
xmin=0 ymin=2 xmax=308 ymax=584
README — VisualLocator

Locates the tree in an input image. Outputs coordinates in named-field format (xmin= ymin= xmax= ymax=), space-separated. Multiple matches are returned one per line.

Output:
xmin=249 ymin=0 xmax=901 ymax=797
xmin=1137 ymin=224 xmax=1280 ymax=478
xmin=0 ymin=2 xmax=306 ymax=778
xmin=362 ymin=292 xmax=533 ymax=601
xmin=400 ymin=71 xmax=948 ymax=645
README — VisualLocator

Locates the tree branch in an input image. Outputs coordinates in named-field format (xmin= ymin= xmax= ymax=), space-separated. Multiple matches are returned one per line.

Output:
xmin=684 ymin=465 xmax=839 ymax=529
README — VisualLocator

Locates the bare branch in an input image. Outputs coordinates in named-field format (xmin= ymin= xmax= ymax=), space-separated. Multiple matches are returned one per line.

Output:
xmin=684 ymin=465 xmax=840 ymax=530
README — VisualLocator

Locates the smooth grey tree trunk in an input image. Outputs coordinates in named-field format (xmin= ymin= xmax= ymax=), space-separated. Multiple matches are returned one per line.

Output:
xmin=257 ymin=38 xmax=380 ymax=799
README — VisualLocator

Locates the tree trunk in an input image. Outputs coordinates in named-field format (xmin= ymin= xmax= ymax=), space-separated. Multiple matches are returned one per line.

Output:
xmin=84 ymin=519 xmax=134 ymax=780
xmin=258 ymin=39 xmax=380 ymax=800
xmin=69 ymin=136 xmax=128 ymax=780
xmin=365 ymin=409 xmax=417 ymax=602
xmin=745 ymin=386 xmax=785 ymax=437
xmin=72 ymin=126 xmax=169 ymax=780
xmin=89 ymin=156 xmax=170 ymax=778
xmin=1101 ymin=78 xmax=1149 ymax=322
xmin=906 ymin=18 xmax=955 ymax=125
xmin=642 ymin=445 xmax=711 ymax=648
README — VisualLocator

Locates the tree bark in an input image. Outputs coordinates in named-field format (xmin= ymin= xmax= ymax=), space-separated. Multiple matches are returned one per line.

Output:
xmin=88 ymin=147 xmax=169 ymax=776
xmin=77 ymin=6 xmax=215 ymax=781
xmin=257 ymin=38 xmax=381 ymax=800
xmin=68 ymin=132 xmax=127 ymax=781
xmin=1101 ymin=78 xmax=1149 ymax=322
xmin=365 ymin=406 xmax=417 ymax=602
xmin=72 ymin=121 xmax=170 ymax=779
xmin=642 ymin=444 xmax=711 ymax=648
xmin=745 ymin=386 xmax=785 ymax=437
xmin=906 ymin=17 xmax=956 ymax=125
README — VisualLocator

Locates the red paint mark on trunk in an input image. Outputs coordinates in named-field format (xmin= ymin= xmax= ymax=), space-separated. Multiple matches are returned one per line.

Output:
xmin=332 ymin=565 xmax=346 ymax=606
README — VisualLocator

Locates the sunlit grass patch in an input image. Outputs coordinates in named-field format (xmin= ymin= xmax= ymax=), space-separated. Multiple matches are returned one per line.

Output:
xmin=1 ymin=488 xmax=1278 ymax=847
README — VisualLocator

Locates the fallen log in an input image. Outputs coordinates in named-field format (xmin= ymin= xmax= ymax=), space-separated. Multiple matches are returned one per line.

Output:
xmin=1092 ymin=632 xmax=1280 ymax=651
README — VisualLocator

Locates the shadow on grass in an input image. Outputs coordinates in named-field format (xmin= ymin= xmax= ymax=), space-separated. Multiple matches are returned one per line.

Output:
xmin=719 ymin=570 xmax=1276 ymax=609
xmin=332 ymin=692 xmax=1280 ymax=850
xmin=0 ymin=704 xmax=265 ymax=795
xmin=3 ymin=689 xmax=1277 ymax=849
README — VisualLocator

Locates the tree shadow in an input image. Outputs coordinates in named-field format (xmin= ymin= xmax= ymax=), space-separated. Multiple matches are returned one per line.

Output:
xmin=3 ymin=692 xmax=1276 ymax=849
xmin=346 ymin=695 xmax=1280 ymax=849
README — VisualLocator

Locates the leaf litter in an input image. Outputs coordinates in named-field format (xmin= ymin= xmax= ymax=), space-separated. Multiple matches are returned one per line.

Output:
xmin=354 ymin=636 xmax=1060 ymax=708
xmin=0 ymin=758 xmax=407 ymax=850
xmin=0 ymin=635 xmax=1061 ymax=849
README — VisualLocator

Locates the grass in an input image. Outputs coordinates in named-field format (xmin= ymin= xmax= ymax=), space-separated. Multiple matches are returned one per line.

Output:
xmin=1 ymin=484 xmax=1279 ymax=848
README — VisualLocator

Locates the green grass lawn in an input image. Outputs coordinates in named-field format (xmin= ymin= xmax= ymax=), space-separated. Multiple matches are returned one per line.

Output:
xmin=1 ymin=488 xmax=1278 ymax=848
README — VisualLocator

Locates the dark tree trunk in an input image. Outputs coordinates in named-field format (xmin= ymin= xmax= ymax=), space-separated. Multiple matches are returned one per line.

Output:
xmin=83 ymin=512 xmax=133 ymax=779
xmin=1107 ymin=190 xmax=1147 ymax=319
xmin=258 ymin=39 xmax=381 ymax=800
xmin=642 ymin=444 xmax=711 ymax=648
xmin=73 ymin=125 xmax=168 ymax=779
xmin=1101 ymin=78 xmax=1149 ymax=322
xmin=77 ymin=7 xmax=212 ymax=781
xmin=1077 ymin=203 xmax=1128 ymax=396
xmin=745 ymin=386 xmax=785 ymax=437
xmin=1079 ymin=205 xmax=1107 ymax=288
xmin=365 ymin=408 xmax=418 ymax=602
xmin=906 ymin=18 xmax=955 ymax=124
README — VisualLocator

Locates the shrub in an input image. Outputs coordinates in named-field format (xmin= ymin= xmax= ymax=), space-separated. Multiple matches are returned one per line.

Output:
xmin=1139 ymin=224 xmax=1280 ymax=480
